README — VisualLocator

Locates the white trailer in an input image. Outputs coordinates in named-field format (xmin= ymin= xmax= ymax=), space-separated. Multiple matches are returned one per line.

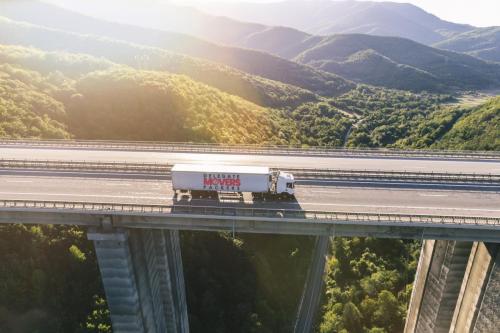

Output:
xmin=171 ymin=164 xmax=295 ymax=198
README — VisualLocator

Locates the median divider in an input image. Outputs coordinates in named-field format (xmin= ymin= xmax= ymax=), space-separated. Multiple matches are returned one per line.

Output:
xmin=286 ymin=168 xmax=500 ymax=184
xmin=1 ymin=159 xmax=499 ymax=185
xmin=0 ymin=159 xmax=170 ymax=174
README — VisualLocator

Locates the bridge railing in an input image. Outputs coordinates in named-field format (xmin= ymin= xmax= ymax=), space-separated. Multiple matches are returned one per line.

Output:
xmin=1 ymin=199 xmax=499 ymax=228
xmin=1 ymin=139 xmax=499 ymax=159
xmin=287 ymin=168 xmax=500 ymax=184
xmin=1 ymin=159 xmax=499 ymax=184
xmin=0 ymin=159 xmax=170 ymax=173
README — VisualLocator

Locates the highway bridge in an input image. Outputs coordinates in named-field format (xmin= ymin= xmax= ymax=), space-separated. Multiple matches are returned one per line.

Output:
xmin=0 ymin=140 xmax=499 ymax=333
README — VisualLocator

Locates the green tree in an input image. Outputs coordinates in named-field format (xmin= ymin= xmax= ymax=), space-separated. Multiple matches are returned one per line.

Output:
xmin=373 ymin=291 xmax=401 ymax=332
xmin=82 ymin=296 xmax=111 ymax=333
xmin=342 ymin=302 xmax=364 ymax=333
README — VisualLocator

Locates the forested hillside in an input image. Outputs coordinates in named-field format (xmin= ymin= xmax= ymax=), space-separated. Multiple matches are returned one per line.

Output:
xmin=433 ymin=97 xmax=500 ymax=150
xmin=0 ymin=63 xmax=69 ymax=138
xmin=68 ymin=68 xmax=291 ymax=143
xmin=0 ymin=45 xmax=302 ymax=144
xmin=343 ymin=90 xmax=499 ymax=150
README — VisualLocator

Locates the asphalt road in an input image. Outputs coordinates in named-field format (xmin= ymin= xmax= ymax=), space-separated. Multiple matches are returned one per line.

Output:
xmin=1 ymin=147 xmax=500 ymax=174
xmin=1 ymin=172 xmax=499 ymax=218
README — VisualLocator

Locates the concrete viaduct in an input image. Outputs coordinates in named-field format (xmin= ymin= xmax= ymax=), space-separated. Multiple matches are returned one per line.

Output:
xmin=0 ymin=139 xmax=499 ymax=333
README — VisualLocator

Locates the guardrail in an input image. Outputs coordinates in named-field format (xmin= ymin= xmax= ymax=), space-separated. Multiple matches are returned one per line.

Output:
xmin=1 ymin=139 xmax=499 ymax=160
xmin=287 ymin=168 xmax=500 ymax=184
xmin=1 ymin=200 xmax=499 ymax=228
xmin=1 ymin=159 xmax=499 ymax=185
xmin=0 ymin=159 xmax=170 ymax=173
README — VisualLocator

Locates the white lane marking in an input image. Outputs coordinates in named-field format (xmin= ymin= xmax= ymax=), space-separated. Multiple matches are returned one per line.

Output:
xmin=0 ymin=191 xmax=167 ymax=200
xmin=418 ymin=194 xmax=449 ymax=197
xmin=4 ymin=180 xmax=33 ymax=183
xmin=0 ymin=169 xmax=166 ymax=178
xmin=310 ymin=190 xmax=341 ymax=194
xmin=297 ymin=180 xmax=500 ymax=189
xmin=105 ymin=183 xmax=132 ymax=186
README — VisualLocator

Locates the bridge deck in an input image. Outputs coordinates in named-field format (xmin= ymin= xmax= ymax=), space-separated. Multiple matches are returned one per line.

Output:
xmin=0 ymin=173 xmax=499 ymax=218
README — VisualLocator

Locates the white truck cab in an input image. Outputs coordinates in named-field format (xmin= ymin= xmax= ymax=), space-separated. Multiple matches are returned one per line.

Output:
xmin=275 ymin=171 xmax=295 ymax=196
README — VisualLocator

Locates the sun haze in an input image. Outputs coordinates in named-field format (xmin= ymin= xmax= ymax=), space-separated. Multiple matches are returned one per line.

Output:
xmin=178 ymin=0 xmax=500 ymax=27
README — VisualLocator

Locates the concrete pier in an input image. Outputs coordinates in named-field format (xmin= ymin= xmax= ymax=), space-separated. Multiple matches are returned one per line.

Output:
xmin=405 ymin=240 xmax=500 ymax=333
xmin=88 ymin=228 xmax=189 ymax=333
xmin=404 ymin=240 xmax=473 ymax=333
xmin=163 ymin=230 xmax=189 ymax=332
xmin=449 ymin=243 xmax=499 ymax=332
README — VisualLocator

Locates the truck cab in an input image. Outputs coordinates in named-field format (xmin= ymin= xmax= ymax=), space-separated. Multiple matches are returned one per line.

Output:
xmin=275 ymin=171 xmax=295 ymax=196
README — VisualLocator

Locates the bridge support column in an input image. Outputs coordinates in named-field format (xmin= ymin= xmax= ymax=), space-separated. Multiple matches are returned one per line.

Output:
xmin=159 ymin=230 xmax=189 ymax=332
xmin=294 ymin=235 xmax=330 ymax=333
xmin=404 ymin=240 xmax=473 ymax=333
xmin=88 ymin=228 xmax=189 ymax=333
xmin=449 ymin=242 xmax=499 ymax=332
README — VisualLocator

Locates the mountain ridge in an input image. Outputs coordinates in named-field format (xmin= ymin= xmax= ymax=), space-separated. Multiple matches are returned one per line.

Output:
xmin=434 ymin=27 xmax=500 ymax=63
xmin=3 ymin=1 xmax=499 ymax=93
xmin=0 ymin=16 xmax=333 ymax=109
xmin=290 ymin=33 xmax=500 ymax=91
xmin=0 ymin=1 xmax=353 ymax=99
xmin=193 ymin=0 xmax=474 ymax=45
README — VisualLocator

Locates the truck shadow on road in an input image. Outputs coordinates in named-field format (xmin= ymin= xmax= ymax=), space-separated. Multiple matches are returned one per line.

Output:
xmin=171 ymin=191 xmax=305 ymax=218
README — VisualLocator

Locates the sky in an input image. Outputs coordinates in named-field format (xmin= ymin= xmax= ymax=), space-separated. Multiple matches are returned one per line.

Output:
xmin=179 ymin=0 xmax=500 ymax=27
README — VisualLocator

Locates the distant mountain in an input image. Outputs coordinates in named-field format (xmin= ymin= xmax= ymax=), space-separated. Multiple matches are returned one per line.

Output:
xmin=0 ymin=1 xmax=353 ymax=100
xmin=0 ymin=17 xmax=326 ymax=109
xmin=434 ymin=27 xmax=500 ymax=63
xmin=194 ymin=0 xmax=474 ymax=45
xmin=290 ymin=34 xmax=500 ymax=92
xmin=5 ymin=1 xmax=498 ymax=93
xmin=187 ymin=22 xmax=500 ymax=92
xmin=42 ymin=0 xmax=500 ymax=69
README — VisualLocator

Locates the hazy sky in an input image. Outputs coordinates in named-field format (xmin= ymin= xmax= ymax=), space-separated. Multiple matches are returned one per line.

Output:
xmin=180 ymin=0 xmax=500 ymax=27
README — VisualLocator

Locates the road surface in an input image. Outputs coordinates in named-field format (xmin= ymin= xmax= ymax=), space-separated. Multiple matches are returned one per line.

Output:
xmin=1 ymin=171 xmax=499 ymax=218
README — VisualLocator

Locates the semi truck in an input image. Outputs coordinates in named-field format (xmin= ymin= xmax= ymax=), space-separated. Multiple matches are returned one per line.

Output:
xmin=171 ymin=164 xmax=295 ymax=198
